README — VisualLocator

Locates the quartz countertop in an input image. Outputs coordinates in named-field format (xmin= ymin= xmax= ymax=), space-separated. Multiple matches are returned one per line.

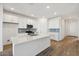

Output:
xmin=11 ymin=34 xmax=50 ymax=45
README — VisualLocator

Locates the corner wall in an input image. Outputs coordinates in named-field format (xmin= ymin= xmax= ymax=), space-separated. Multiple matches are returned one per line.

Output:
xmin=0 ymin=4 xmax=3 ymax=52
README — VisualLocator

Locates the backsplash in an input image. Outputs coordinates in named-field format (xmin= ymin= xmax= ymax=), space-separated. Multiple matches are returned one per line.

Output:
xmin=49 ymin=28 xmax=60 ymax=32
xmin=18 ymin=28 xmax=26 ymax=33
xmin=18 ymin=28 xmax=37 ymax=33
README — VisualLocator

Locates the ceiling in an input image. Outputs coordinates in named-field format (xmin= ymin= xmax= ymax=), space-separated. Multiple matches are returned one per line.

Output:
xmin=3 ymin=3 xmax=79 ymax=18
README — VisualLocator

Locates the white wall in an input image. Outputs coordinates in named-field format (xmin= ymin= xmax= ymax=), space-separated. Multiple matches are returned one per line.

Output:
xmin=69 ymin=20 xmax=78 ymax=36
xmin=0 ymin=4 xmax=3 ymax=51
xmin=60 ymin=18 xmax=66 ymax=40
xmin=65 ymin=19 xmax=79 ymax=37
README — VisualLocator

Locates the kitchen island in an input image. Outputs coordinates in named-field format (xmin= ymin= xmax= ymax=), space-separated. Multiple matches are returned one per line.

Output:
xmin=11 ymin=34 xmax=50 ymax=56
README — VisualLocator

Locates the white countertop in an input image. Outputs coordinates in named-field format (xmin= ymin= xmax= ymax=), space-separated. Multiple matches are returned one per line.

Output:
xmin=11 ymin=34 xmax=50 ymax=45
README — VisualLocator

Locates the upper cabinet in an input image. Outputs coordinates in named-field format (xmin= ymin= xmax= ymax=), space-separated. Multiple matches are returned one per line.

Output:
xmin=18 ymin=17 xmax=28 ymax=28
xmin=3 ymin=13 xmax=18 ymax=23
xmin=3 ymin=11 xmax=37 ymax=28
xmin=18 ymin=17 xmax=37 ymax=28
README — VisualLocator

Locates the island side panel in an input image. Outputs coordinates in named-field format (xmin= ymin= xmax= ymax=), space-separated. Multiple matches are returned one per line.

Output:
xmin=13 ymin=37 xmax=50 ymax=56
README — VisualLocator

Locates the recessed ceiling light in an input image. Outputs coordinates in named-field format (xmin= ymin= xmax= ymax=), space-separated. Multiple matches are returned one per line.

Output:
xmin=46 ymin=6 xmax=50 ymax=9
xmin=10 ymin=8 xmax=14 ymax=10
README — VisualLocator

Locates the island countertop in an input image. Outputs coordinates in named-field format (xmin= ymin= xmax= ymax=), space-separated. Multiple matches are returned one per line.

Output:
xmin=11 ymin=34 xmax=50 ymax=45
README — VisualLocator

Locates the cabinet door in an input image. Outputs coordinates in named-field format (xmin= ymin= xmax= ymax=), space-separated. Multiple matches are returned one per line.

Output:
xmin=18 ymin=17 xmax=27 ymax=28
xmin=3 ymin=13 xmax=18 ymax=23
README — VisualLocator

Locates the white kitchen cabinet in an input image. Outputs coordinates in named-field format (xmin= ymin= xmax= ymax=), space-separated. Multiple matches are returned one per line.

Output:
xmin=18 ymin=17 xmax=37 ymax=28
xmin=3 ymin=23 xmax=18 ymax=45
xmin=18 ymin=17 xmax=28 ymax=28
xmin=3 ymin=13 xmax=18 ymax=23
xmin=12 ymin=34 xmax=50 ymax=56
xmin=37 ymin=18 xmax=48 ymax=34
xmin=3 ymin=12 xmax=19 ymax=45
xmin=3 ymin=11 xmax=37 ymax=28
